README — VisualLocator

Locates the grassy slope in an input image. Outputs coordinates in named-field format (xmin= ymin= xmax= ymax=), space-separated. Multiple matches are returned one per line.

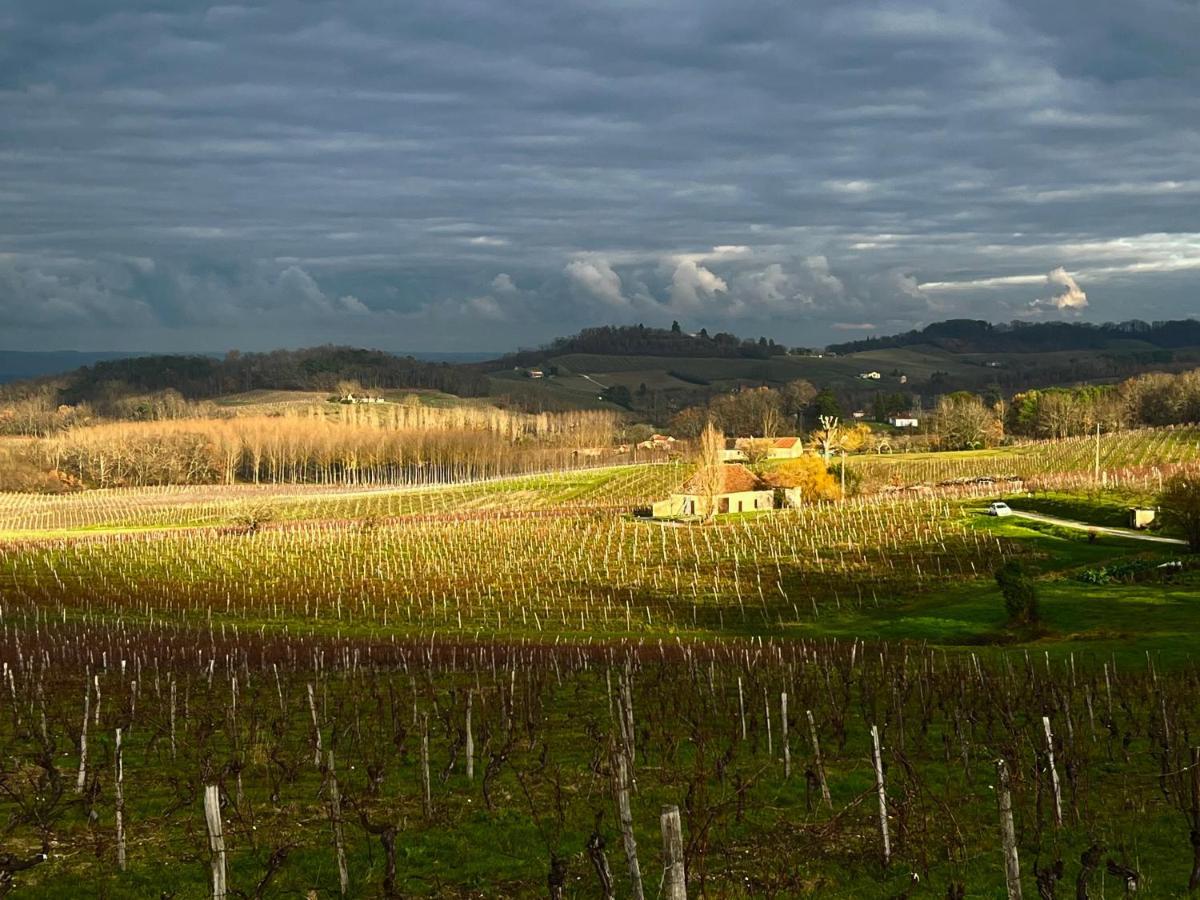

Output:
xmin=484 ymin=341 xmax=1200 ymax=411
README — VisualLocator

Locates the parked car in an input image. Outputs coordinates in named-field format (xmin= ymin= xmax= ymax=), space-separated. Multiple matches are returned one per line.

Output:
xmin=986 ymin=501 xmax=1013 ymax=517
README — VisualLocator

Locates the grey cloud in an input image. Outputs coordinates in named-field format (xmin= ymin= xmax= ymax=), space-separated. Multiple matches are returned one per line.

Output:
xmin=1 ymin=0 xmax=1198 ymax=350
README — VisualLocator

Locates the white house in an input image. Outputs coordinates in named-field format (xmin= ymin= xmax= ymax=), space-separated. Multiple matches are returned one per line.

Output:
xmin=859 ymin=371 xmax=882 ymax=380
xmin=889 ymin=416 xmax=919 ymax=428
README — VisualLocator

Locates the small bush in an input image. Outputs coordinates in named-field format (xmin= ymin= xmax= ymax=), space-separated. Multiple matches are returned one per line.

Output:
xmin=995 ymin=560 xmax=1039 ymax=625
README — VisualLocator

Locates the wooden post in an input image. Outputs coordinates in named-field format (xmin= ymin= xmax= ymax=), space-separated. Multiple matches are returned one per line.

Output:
xmin=871 ymin=725 xmax=891 ymax=868
xmin=169 ymin=679 xmax=177 ymax=760
xmin=807 ymin=710 xmax=832 ymax=807
xmin=764 ymin=688 xmax=773 ymax=757
xmin=115 ymin=728 xmax=126 ymax=872
xmin=203 ymin=784 xmax=227 ymax=899
xmin=1042 ymin=717 xmax=1063 ymax=828
xmin=737 ymin=677 xmax=746 ymax=741
xmin=307 ymin=683 xmax=322 ymax=766
xmin=76 ymin=681 xmax=89 ymax=793
xmin=420 ymin=714 xmax=433 ymax=819
xmin=661 ymin=804 xmax=686 ymax=900
xmin=781 ymin=692 xmax=791 ymax=779
xmin=614 ymin=752 xmax=644 ymax=900
xmin=465 ymin=691 xmax=475 ymax=782
xmin=996 ymin=758 xmax=1022 ymax=900
xmin=326 ymin=751 xmax=349 ymax=896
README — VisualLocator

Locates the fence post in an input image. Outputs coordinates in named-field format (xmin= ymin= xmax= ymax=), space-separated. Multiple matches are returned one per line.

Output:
xmin=781 ymin=692 xmax=791 ymax=779
xmin=871 ymin=725 xmax=891 ymax=868
xmin=115 ymin=728 xmax=126 ymax=872
xmin=661 ymin=804 xmax=686 ymax=900
xmin=76 ymin=681 xmax=89 ymax=793
xmin=326 ymin=751 xmax=349 ymax=896
xmin=614 ymin=751 xmax=644 ymax=900
xmin=420 ymin=714 xmax=433 ymax=819
xmin=203 ymin=784 xmax=227 ymax=899
xmin=996 ymin=758 xmax=1022 ymax=899
xmin=465 ymin=691 xmax=475 ymax=782
xmin=306 ymin=683 xmax=322 ymax=766
xmin=807 ymin=710 xmax=832 ymax=808
xmin=1042 ymin=717 xmax=1063 ymax=828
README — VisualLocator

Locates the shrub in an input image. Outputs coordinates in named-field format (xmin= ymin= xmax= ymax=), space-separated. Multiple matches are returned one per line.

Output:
xmin=995 ymin=560 xmax=1039 ymax=625
xmin=1159 ymin=473 xmax=1200 ymax=552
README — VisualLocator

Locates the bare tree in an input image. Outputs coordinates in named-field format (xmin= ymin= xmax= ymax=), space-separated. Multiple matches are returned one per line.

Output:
xmin=696 ymin=422 xmax=726 ymax=521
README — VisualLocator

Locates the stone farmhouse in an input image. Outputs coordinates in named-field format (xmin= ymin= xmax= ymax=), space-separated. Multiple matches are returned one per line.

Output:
xmin=651 ymin=463 xmax=774 ymax=518
xmin=722 ymin=436 xmax=806 ymax=462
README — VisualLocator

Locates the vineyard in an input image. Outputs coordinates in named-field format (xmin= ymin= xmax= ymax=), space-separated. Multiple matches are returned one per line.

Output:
xmin=850 ymin=426 xmax=1200 ymax=494
xmin=4 ymin=636 xmax=1200 ymax=897
xmin=1 ymin=427 xmax=1199 ymax=896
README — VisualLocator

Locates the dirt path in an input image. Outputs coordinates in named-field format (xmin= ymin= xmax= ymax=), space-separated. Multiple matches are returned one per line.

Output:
xmin=1008 ymin=510 xmax=1188 ymax=546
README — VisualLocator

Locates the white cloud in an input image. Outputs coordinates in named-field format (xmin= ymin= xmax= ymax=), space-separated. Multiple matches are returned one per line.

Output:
xmin=564 ymin=257 xmax=628 ymax=308
xmin=1035 ymin=266 xmax=1088 ymax=312
xmin=668 ymin=259 xmax=727 ymax=310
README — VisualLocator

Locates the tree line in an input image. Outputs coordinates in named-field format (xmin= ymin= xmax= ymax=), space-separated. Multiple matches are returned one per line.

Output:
xmin=827 ymin=317 xmax=1200 ymax=355
xmin=20 ymin=406 xmax=621 ymax=489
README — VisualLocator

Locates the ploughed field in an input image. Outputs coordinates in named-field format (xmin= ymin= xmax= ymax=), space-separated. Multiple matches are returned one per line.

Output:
xmin=2 ymin=431 xmax=1200 ymax=896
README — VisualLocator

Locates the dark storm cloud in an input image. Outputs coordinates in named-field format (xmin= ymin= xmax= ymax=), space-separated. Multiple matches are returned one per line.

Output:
xmin=1 ymin=0 xmax=1198 ymax=350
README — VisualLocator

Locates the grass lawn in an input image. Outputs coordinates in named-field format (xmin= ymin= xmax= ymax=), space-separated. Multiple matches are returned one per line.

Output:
xmin=784 ymin=514 xmax=1198 ymax=665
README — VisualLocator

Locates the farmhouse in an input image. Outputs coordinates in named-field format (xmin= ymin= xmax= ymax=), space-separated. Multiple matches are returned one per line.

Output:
xmin=859 ymin=371 xmax=882 ymax=380
xmin=637 ymin=433 xmax=677 ymax=451
xmin=651 ymin=463 xmax=775 ymax=518
xmin=337 ymin=391 xmax=387 ymax=404
xmin=889 ymin=416 xmax=920 ymax=428
xmin=722 ymin=436 xmax=806 ymax=462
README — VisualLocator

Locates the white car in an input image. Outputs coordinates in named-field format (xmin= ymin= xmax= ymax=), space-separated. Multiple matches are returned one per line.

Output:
xmin=986 ymin=501 xmax=1013 ymax=517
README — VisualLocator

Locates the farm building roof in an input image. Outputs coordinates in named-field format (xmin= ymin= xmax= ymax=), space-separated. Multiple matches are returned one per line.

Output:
xmin=681 ymin=463 xmax=763 ymax=495
xmin=771 ymin=437 xmax=801 ymax=449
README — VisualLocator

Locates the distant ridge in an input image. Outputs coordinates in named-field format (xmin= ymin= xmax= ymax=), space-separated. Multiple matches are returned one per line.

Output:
xmin=826 ymin=318 xmax=1200 ymax=355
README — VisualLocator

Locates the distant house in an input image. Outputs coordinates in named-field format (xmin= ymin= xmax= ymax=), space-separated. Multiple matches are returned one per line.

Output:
xmin=852 ymin=410 xmax=866 ymax=419
xmin=899 ymin=374 xmax=908 ymax=385
xmin=652 ymin=463 xmax=775 ymax=518
xmin=725 ymin=436 xmax=806 ymax=461
xmin=889 ymin=416 xmax=919 ymax=428
xmin=337 ymin=391 xmax=387 ymax=405
xmin=525 ymin=368 xmax=545 ymax=378
xmin=637 ymin=434 xmax=677 ymax=452
xmin=859 ymin=371 xmax=882 ymax=380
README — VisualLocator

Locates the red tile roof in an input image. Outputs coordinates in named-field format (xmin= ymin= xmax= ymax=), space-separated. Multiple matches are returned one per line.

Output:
xmin=681 ymin=463 xmax=763 ymax=495
xmin=772 ymin=437 xmax=801 ymax=449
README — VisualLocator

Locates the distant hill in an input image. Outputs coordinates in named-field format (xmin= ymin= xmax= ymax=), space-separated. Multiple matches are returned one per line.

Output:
xmin=8 ymin=321 xmax=1200 ymax=423
xmin=0 ymin=346 xmax=492 ymax=411
xmin=826 ymin=318 xmax=1200 ymax=355
xmin=497 ymin=324 xmax=793 ymax=366
xmin=477 ymin=320 xmax=1200 ymax=419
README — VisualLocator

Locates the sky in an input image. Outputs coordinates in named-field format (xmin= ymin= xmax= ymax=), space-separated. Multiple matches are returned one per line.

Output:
xmin=2 ymin=0 xmax=1199 ymax=353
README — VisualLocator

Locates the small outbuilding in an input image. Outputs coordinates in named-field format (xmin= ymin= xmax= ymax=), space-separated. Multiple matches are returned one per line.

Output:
xmin=1129 ymin=507 xmax=1156 ymax=530
xmin=652 ymin=463 xmax=775 ymax=519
